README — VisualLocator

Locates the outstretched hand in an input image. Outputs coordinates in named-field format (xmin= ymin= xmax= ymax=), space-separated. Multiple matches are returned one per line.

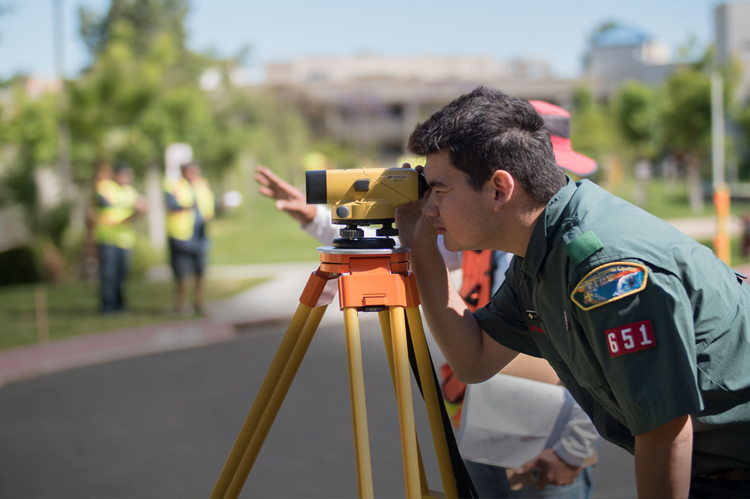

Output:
xmin=514 ymin=447 xmax=582 ymax=491
xmin=254 ymin=165 xmax=317 ymax=224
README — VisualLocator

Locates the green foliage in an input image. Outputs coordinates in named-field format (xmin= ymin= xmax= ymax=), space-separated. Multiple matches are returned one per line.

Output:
xmin=67 ymin=22 xmax=211 ymax=176
xmin=243 ymin=90 xmax=311 ymax=182
xmin=210 ymin=195 xmax=320 ymax=265
xmin=0 ymin=88 xmax=59 ymax=221
xmin=660 ymin=65 xmax=712 ymax=155
xmin=0 ymin=247 xmax=41 ymax=286
xmin=69 ymin=1 xmax=311 ymax=183
xmin=570 ymin=87 xmax=619 ymax=170
xmin=79 ymin=0 xmax=188 ymax=60
xmin=660 ymin=45 xmax=739 ymax=158
xmin=612 ymin=80 xmax=660 ymax=159
xmin=311 ymin=139 xmax=359 ymax=170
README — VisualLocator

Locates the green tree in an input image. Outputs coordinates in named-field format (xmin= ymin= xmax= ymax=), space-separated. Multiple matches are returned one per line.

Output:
xmin=612 ymin=80 xmax=660 ymax=160
xmin=0 ymin=87 xmax=67 ymax=280
xmin=659 ymin=48 xmax=738 ymax=214
xmin=79 ymin=0 xmax=188 ymax=60
xmin=570 ymin=87 xmax=619 ymax=181
xmin=71 ymin=0 xmax=311 ymax=184
xmin=661 ymin=65 xmax=711 ymax=213
xmin=612 ymin=81 xmax=661 ymax=206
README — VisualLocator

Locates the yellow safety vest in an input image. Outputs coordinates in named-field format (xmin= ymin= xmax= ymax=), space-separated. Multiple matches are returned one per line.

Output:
xmin=164 ymin=176 xmax=215 ymax=241
xmin=94 ymin=179 xmax=139 ymax=249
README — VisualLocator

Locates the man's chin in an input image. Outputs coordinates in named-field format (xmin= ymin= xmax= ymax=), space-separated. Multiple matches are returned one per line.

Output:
xmin=441 ymin=235 xmax=466 ymax=253
xmin=442 ymin=235 xmax=490 ymax=253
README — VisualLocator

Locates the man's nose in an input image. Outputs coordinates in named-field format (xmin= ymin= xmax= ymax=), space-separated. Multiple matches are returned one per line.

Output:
xmin=422 ymin=192 xmax=439 ymax=218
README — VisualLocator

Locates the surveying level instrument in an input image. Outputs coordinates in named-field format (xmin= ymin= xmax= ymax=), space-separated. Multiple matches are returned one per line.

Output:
xmin=306 ymin=167 xmax=428 ymax=249
xmin=210 ymin=242 xmax=477 ymax=498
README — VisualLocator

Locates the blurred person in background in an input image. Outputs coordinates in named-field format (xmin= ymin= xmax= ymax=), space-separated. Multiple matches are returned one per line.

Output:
xmin=254 ymin=100 xmax=600 ymax=499
xmin=164 ymin=161 xmax=215 ymax=316
xmin=93 ymin=161 xmax=147 ymax=314
xmin=85 ymin=161 xmax=113 ymax=282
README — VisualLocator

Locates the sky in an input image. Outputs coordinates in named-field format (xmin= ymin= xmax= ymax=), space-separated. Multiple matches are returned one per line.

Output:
xmin=0 ymin=0 xmax=728 ymax=81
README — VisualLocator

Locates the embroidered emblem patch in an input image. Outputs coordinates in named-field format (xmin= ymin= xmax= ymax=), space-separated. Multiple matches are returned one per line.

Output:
xmin=571 ymin=262 xmax=648 ymax=311
xmin=605 ymin=320 xmax=656 ymax=357
xmin=529 ymin=325 xmax=544 ymax=334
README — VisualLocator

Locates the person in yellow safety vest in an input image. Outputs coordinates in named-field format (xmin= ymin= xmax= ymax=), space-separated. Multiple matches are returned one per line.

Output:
xmin=95 ymin=161 xmax=147 ymax=313
xmin=164 ymin=161 xmax=215 ymax=316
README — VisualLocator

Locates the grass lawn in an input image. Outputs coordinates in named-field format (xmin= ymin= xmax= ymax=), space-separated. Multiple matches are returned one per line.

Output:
xmin=0 ymin=277 xmax=267 ymax=351
xmin=606 ymin=178 xmax=750 ymax=220
xmin=210 ymin=194 xmax=322 ymax=265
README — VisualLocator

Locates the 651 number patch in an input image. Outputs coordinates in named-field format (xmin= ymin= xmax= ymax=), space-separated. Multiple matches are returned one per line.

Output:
xmin=605 ymin=320 xmax=656 ymax=358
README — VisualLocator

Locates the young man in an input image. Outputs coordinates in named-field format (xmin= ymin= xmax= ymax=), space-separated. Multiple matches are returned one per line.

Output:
xmin=396 ymin=87 xmax=750 ymax=499
xmin=254 ymin=99 xmax=602 ymax=496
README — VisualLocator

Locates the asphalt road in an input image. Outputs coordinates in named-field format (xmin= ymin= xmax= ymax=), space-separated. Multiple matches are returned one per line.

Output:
xmin=0 ymin=318 xmax=637 ymax=498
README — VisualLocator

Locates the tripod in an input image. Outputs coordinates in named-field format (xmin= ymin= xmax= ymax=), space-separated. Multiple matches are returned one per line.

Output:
xmin=211 ymin=246 xmax=465 ymax=499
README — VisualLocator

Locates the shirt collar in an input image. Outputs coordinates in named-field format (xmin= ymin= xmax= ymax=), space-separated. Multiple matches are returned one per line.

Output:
xmin=521 ymin=177 xmax=577 ymax=279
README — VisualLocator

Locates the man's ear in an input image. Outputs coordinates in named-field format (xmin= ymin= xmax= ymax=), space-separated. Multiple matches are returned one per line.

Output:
xmin=490 ymin=170 xmax=515 ymax=211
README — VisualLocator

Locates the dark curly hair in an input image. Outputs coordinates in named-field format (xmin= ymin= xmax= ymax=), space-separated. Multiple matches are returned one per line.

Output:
xmin=407 ymin=87 xmax=566 ymax=205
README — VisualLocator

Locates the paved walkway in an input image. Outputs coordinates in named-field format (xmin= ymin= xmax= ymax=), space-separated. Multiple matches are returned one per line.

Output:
xmin=664 ymin=215 xmax=745 ymax=241
xmin=1 ymin=215 xmax=749 ymax=389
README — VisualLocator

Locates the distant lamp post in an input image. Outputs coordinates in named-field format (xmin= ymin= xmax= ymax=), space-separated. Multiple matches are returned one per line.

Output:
xmin=711 ymin=71 xmax=731 ymax=265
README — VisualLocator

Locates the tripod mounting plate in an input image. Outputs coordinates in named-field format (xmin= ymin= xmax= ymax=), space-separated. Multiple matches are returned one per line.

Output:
xmin=317 ymin=245 xmax=410 ymax=255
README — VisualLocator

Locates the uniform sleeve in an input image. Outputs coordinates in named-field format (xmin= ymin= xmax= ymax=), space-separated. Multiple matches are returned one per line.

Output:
xmin=570 ymin=264 xmax=703 ymax=435
xmin=474 ymin=263 xmax=543 ymax=357
xmin=553 ymin=401 xmax=599 ymax=467
xmin=302 ymin=206 xmax=340 ymax=245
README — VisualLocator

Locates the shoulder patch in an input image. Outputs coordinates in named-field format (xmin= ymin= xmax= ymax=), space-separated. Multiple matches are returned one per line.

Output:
xmin=564 ymin=230 xmax=603 ymax=265
xmin=571 ymin=262 xmax=648 ymax=311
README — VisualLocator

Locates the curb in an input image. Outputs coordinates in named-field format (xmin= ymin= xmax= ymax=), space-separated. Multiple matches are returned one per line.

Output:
xmin=0 ymin=319 xmax=235 ymax=389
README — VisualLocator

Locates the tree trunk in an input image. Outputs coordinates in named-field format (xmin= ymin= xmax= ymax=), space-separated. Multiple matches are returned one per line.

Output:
xmin=686 ymin=154 xmax=704 ymax=215
xmin=145 ymin=162 xmax=166 ymax=252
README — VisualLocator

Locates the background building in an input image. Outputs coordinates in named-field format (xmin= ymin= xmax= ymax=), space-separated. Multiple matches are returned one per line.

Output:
xmin=584 ymin=23 xmax=674 ymax=98
xmin=264 ymin=55 xmax=583 ymax=163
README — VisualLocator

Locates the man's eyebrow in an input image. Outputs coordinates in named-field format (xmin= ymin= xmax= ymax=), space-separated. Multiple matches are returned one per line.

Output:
xmin=428 ymin=179 xmax=448 ymax=188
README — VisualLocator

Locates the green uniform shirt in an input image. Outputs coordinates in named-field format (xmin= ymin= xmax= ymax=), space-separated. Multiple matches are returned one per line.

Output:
xmin=475 ymin=179 xmax=750 ymax=476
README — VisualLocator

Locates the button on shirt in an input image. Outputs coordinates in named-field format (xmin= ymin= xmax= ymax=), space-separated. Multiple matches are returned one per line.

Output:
xmin=475 ymin=178 xmax=750 ymax=476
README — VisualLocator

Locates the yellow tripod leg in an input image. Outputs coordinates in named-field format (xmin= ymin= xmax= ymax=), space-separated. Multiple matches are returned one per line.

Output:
xmin=223 ymin=305 xmax=328 ymax=499
xmin=390 ymin=306 xmax=422 ymax=499
xmin=343 ymin=308 xmax=375 ymax=499
xmin=378 ymin=310 xmax=430 ymax=496
xmin=211 ymin=303 xmax=315 ymax=498
xmin=406 ymin=307 xmax=459 ymax=499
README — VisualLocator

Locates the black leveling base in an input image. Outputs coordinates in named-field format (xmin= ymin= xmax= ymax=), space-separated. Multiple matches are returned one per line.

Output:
xmin=332 ymin=222 xmax=400 ymax=249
